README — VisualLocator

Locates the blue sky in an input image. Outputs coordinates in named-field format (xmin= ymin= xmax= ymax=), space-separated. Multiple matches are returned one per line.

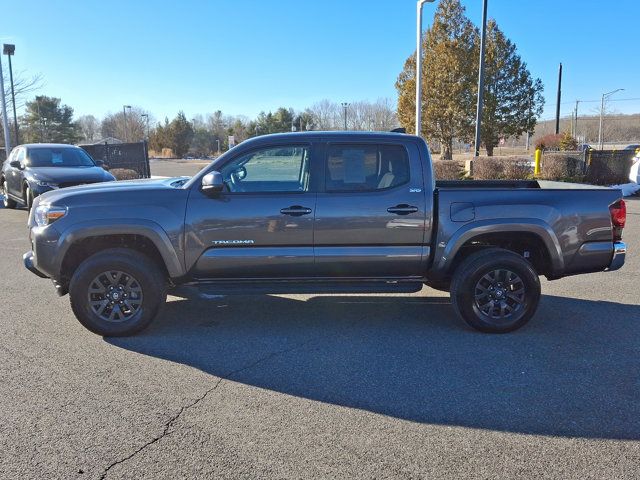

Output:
xmin=2 ymin=0 xmax=639 ymax=123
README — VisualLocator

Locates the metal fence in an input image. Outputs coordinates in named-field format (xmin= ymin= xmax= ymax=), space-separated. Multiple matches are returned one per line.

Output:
xmin=80 ymin=141 xmax=151 ymax=178
xmin=585 ymin=149 xmax=636 ymax=185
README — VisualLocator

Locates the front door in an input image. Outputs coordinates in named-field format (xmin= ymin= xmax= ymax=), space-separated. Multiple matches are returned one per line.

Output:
xmin=6 ymin=147 xmax=25 ymax=198
xmin=185 ymin=144 xmax=316 ymax=278
xmin=314 ymin=142 xmax=429 ymax=278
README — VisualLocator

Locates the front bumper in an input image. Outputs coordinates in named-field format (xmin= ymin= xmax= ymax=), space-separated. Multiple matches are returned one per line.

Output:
xmin=607 ymin=242 xmax=626 ymax=271
xmin=23 ymin=251 xmax=48 ymax=278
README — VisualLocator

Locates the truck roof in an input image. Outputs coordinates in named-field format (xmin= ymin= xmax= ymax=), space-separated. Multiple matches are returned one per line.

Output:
xmin=242 ymin=131 xmax=421 ymax=144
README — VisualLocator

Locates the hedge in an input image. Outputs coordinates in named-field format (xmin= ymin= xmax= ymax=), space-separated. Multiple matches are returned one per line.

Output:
xmin=472 ymin=156 xmax=533 ymax=180
xmin=539 ymin=152 xmax=584 ymax=181
xmin=433 ymin=160 xmax=465 ymax=180
xmin=110 ymin=168 xmax=141 ymax=181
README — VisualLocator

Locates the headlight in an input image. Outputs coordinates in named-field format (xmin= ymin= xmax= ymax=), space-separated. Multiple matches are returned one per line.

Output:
xmin=37 ymin=181 xmax=59 ymax=189
xmin=34 ymin=205 xmax=67 ymax=227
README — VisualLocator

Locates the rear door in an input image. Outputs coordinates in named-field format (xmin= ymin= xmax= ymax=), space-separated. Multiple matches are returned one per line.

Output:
xmin=314 ymin=141 xmax=428 ymax=277
xmin=184 ymin=143 xmax=318 ymax=278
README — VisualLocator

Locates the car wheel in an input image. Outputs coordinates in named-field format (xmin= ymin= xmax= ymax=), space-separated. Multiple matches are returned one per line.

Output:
xmin=24 ymin=185 xmax=34 ymax=210
xmin=69 ymin=248 xmax=167 ymax=336
xmin=1 ymin=179 xmax=17 ymax=209
xmin=450 ymin=248 xmax=541 ymax=333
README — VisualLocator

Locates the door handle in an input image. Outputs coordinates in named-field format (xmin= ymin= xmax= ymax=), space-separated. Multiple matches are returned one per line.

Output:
xmin=387 ymin=204 xmax=419 ymax=215
xmin=280 ymin=205 xmax=312 ymax=216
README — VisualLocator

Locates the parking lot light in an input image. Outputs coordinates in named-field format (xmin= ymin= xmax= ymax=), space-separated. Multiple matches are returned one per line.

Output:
xmin=415 ymin=0 xmax=436 ymax=138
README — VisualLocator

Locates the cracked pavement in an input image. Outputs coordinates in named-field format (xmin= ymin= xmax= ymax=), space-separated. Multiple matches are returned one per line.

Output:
xmin=1 ymin=166 xmax=639 ymax=479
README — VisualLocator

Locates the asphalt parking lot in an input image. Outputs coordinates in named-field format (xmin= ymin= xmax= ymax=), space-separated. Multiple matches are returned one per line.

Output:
xmin=1 ymin=163 xmax=639 ymax=479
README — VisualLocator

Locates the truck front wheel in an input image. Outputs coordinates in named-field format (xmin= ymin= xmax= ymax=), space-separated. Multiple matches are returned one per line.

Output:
xmin=450 ymin=248 xmax=540 ymax=333
xmin=69 ymin=248 xmax=166 ymax=336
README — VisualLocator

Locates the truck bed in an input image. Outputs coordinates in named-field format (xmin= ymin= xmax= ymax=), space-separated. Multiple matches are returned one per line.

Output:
xmin=436 ymin=180 xmax=615 ymax=191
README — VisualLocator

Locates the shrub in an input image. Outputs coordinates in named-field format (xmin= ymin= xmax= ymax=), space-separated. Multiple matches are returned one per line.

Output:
xmin=433 ymin=161 xmax=464 ymax=180
xmin=539 ymin=153 xmax=584 ymax=181
xmin=558 ymin=131 xmax=578 ymax=151
xmin=472 ymin=156 xmax=533 ymax=180
xmin=535 ymin=133 xmax=563 ymax=151
xmin=110 ymin=168 xmax=141 ymax=181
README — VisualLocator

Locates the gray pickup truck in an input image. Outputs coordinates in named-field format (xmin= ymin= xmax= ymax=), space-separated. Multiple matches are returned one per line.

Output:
xmin=23 ymin=132 xmax=627 ymax=336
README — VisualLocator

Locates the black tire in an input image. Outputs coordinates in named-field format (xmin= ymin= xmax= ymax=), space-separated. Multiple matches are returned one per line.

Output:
xmin=24 ymin=185 xmax=33 ymax=210
xmin=69 ymin=248 xmax=167 ymax=336
xmin=450 ymin=248 xmax=541 ymax=333
xmin=1 ymin=179 xmax=17 ymax=209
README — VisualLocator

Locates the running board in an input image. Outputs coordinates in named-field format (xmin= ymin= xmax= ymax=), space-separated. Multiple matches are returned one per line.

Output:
xmin=171 ymin=280 xmax=424 ymax=297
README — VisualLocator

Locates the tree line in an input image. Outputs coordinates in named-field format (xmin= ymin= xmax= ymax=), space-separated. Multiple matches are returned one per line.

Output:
xmin=2 ymin=92 xmax=398 ymax=158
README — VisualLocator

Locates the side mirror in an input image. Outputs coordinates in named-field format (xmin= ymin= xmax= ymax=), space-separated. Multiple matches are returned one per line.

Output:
xmin=9 ymin=160 xmax=22 ymax=169
xmin=202 ymin=171 xmax=224 ymax=194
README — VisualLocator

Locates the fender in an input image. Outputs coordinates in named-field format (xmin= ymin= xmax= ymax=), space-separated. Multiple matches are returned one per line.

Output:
xmin=56 ymin=218 xmax=185 ymax=278
xmin=431 ymin=218 xmax=564 ymax=277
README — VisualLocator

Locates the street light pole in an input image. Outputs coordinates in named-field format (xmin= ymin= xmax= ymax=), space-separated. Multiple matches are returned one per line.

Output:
xmin=3 ymin=44 xmax=18 ymax=145
xmin=415 ymin=0 xmax=436 ymax=137
xmin=140 ymin=113 xmax=149 ymax=140
xmin=122 ymin=105 xmax=131 ymax=142
xmin=341 ymin=102 xmax=349 ymax=130
xmin=473 ymin=0 xmax=488 ymax=157
xmin=598 ymin=89 xmax=623 ymax=150
xmin=0 ymin=55 xmax=10 ymax=153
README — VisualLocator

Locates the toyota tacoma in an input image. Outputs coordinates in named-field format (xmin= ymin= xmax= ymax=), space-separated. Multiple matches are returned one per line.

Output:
xmin=23 ymin=132 xmax=627 ymax=336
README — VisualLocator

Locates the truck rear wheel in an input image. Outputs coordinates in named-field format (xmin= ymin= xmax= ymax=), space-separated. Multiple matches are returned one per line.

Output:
xmin=69 ymin=248 xmax=166 ymax=336
xmin=450 ymin=248 xmax=540 ymax=333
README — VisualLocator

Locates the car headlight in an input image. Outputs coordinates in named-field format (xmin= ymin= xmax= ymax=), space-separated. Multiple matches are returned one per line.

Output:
xmin=37 ymin=181 xmax=59 ymax=189
xmin=34 ymin=205 xmax=67 ymax=227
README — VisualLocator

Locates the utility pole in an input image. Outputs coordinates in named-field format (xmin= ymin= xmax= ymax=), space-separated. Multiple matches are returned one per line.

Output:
xmin=341 ymin=102 xmax=349 ymax=130
xmin=598 ymin=89 xmax=624 ymax=149
xmin=573 ymin=100 xmax=580 ymax=138
xmin=554 ymin=63 xmax=562 ymax=135
xmin=415 ymin=0 xmax=436 ymax=137
xmin=0 ymin=55 xmax=11 ymax=153
xmin=473 ymin=0 xmax=488 ymax=157
xmin=3 ymin=44 xmax=18 ymax=145
xmin=122 ymin=105 xmax=131 ymax=142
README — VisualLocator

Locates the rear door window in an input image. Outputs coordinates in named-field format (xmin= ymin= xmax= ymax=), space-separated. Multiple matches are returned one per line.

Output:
xmin=325 ymin=144 xmax=410 ymax=192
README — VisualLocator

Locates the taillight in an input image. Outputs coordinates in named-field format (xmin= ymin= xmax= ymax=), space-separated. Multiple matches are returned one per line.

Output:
xmin=610 ymin=200 xmax=626 ymax=241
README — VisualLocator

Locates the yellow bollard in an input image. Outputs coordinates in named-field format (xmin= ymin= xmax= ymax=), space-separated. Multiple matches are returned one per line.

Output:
xmin=534 ymin=148 xmax=541 ymax=176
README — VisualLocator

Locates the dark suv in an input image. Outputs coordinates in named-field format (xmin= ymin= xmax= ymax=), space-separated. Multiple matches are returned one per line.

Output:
xmin=1 ymin=143 xmax=115 ymax=209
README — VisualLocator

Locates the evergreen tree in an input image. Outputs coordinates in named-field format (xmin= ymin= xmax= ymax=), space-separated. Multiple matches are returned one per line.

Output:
xmin=169 ymin=112 xmax=194 ymax=158
xmin=21 ymin=96 xmax=81 ymax=144
xmin=480 ymin=20 xmax=544 ymax=156
xmin=396 ymin=0 xmax=478 ymax=159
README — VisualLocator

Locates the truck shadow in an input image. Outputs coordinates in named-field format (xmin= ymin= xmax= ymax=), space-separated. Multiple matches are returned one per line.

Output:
xmin=107 ymin=293 xmax=640 ymax=440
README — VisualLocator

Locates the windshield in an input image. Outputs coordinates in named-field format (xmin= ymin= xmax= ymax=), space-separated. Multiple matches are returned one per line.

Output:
xmin=27 ymin=147 xmax=96 ymax=167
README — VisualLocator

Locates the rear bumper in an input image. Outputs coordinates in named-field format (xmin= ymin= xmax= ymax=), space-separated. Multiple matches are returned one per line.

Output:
xmin=23 ymin=251 xmax=49 ymax=279
xmin=607 ymin=242 xmax=626 ymax=271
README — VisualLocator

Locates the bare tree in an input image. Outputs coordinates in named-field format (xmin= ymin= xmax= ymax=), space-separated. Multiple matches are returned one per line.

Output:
xmin=77 ymin=115 xmax=100 ymax=143
xmin=101 ymin=107 xmax=152 ymax=142
xmin=2 ymin=71 xmax=44 ymax=110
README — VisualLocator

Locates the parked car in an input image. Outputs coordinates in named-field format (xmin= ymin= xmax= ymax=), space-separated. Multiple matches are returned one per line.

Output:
xmin=23 ymin=132 xmax=627 ymax=336
xmin=1 ymin=144 xmax=115 ymax=209
xmin=624 ymin=144 xmax=640 ymax=152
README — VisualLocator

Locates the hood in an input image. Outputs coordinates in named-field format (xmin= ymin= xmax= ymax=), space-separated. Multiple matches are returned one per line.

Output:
xmin=26 ymin=166 xmax=113 ymax=184
xmin=36 ymin=176 xmax=189 ymax=205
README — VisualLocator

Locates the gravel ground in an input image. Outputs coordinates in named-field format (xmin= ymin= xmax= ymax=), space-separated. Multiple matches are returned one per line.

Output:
xmin=0 ymin=165 xmax=638 ymax=479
